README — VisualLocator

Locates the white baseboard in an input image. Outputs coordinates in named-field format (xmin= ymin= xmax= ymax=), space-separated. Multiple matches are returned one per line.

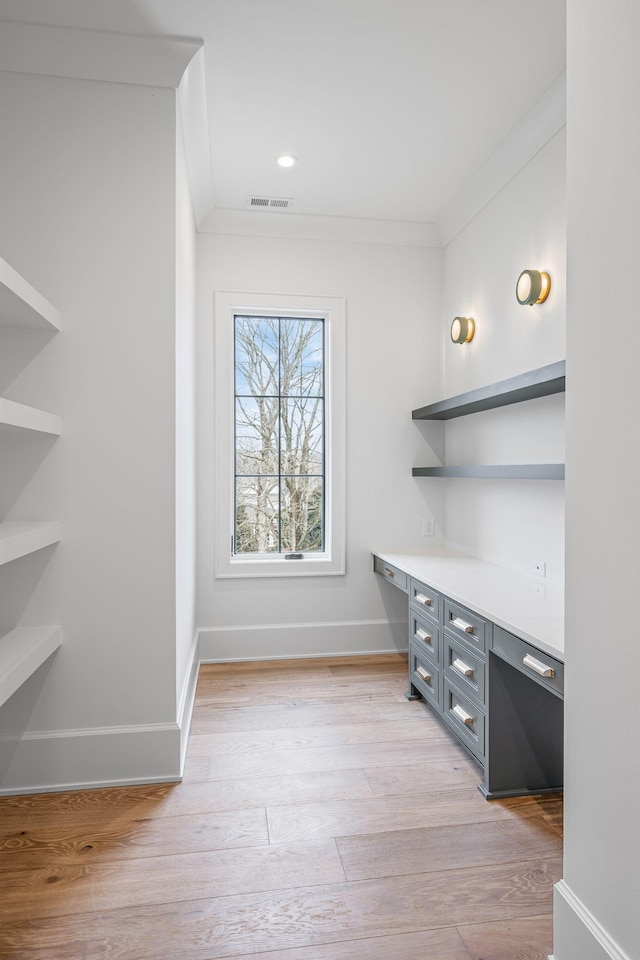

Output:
xmin=0 ymin=721 xmax=182 ymax=797
xmin=197 ymin=618 xmax=408 ymax=662
xmin=553 ymin=880 xmax=633 ymax=960
xmin=177 ymin=632 xmax=200 ymax=775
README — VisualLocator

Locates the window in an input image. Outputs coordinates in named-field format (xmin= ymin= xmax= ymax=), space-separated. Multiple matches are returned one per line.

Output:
xmin=234 ymin=314 xmax=325 ymax=556
xmin=215 ymin=291 xmax=346 ymax=577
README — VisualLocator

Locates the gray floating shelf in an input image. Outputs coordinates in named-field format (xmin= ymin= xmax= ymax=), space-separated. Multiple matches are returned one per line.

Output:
xmin=412 ymin=360 xmax=566 ymax=421
xmin=412 ymin=464 xmax=565 ymax=480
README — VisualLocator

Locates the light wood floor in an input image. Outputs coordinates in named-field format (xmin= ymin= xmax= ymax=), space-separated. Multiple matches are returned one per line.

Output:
xmin=0 ymin=654 xmax=562 ymax=959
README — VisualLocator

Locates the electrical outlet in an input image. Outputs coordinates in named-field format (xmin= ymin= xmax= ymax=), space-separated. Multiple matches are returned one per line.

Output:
xmin=422 ymin=518 xmax=435 ymax=537
xmin=533 ymin=559 xmax=546 ymax=577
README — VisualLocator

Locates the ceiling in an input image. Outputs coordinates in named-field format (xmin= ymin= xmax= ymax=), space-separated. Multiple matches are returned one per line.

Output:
xmin=0 ymin=0 xmax=566 ymax=225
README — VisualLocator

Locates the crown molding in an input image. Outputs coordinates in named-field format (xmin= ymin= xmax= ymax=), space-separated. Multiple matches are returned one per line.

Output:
xmin=0 ymin=19 xmax=201 ymax=88
xmin=200 ymin=207 xmax=441 ymax=247
xmin=436 ymin=72 xmax=566 ymax=247
xmin=0 ymin=19 xmax=214 ymax=228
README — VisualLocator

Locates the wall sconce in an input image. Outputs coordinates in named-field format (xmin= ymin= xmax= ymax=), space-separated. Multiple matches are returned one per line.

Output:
xmin=450 ymin=316 xmax=475 ymax=344
xmin=516 ymin=269 xmax=551 ymax=305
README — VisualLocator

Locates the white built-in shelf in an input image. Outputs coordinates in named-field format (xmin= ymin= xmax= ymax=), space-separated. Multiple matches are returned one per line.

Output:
xmin=0 ymin=521 xmax=62 ymax=566
xmin=0 ymin=626 xmax=62 ymax=707
xmin=0 ymin=257 xmax=62 ymax=710
xmin=0 ymin=255 xmax=61 ymax=331
xmin=0 ymin=398 xmax=61 ymax=436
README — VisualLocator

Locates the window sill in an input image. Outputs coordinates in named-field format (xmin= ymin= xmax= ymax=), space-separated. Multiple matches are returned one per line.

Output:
xmin=216 ymin=554 xmax=345 ymax=579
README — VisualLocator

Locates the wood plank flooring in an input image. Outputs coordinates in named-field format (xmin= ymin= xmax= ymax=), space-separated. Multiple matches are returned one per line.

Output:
xmin=0 ymin=653 xmax=562 ymax=959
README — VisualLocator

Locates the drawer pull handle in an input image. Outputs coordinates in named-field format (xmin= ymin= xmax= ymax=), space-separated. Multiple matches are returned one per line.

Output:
xmin=523 ymin=653 xmax=555 ymax=678
xmin=451 ymin=616 xmax=474 ymax=634
xmin=416 ymin=627 xmax=432 ymax=643
xmin=452 ymin=703 xmax=474 ymax=726
xmin=453 ymin=657 xmax=474 ymax=677
xmin=383 ymin=568 xmax=395 ymax=578
xmin=416 ymin=666 xmax=431 ymax=681
xmin=415 ymin=593 xmax=432 ymax=607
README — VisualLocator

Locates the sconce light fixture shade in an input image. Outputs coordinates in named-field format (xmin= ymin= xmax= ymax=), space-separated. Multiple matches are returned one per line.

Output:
xmin=516 ymin=269 xmax=551 ymax=305
xmin=450 ymin=316 xmax=475 ymax=344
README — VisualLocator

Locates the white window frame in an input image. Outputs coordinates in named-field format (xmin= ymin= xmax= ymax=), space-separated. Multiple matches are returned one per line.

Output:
xmin=214 ymin=290 xmax=346 ymax=578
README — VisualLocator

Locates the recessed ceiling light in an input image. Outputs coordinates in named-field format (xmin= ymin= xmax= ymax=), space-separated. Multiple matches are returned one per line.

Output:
xmin=276 ymin=154 xmax=297 ymax=168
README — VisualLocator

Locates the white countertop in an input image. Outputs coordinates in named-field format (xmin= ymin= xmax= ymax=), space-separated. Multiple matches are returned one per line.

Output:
xmin=373 ymin=548 xmax=564 ymax=662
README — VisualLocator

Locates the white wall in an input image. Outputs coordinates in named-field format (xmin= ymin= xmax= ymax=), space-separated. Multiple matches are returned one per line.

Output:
xmin=439 ymin=130 xmax=566 ymax=583
xmin=174 ymin=96 xmax=198 ymax=750
xmin=196 ymin=232 xmax=443 ymax=659
xmin=554 ymin=4 xmax=640 ymax=959
xmin=0 ymin=70 xmax=182 ymax=791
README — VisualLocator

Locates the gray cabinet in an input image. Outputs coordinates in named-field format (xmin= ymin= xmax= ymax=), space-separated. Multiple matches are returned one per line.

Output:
xmin=408 ymin=641 xmax=441 ymax=713
xmin=407 ymin=577 xmax=442 ymax=710
xmin=442 ymin=596 xmax=488 ymax=762
xmin=373 ymin=555 xmax=408 ymax=592
xmin=410 ymin=610 xmax=440 ymax=665
xmin=444 ymin=598 xmax=487 ymax=654
xmin=493 ymin=624 xmax=564 ymax=698
xmin=443 ymin=632 xmax=486 ymax=706
xmin=408 ymin=577 xmax=489 ymax=750
xmin=481 ymin=624 xmax=564 ymax=799
xmin=409 ymin=579 xmax=441 ymax=621
xmin=443 ymin=677 xmax=485 ymax=762
xmin=375 ymin=554 xmax=564 ymax=798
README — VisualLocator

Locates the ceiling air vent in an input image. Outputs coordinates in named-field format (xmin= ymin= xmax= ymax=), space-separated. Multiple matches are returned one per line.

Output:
xmin=246 ymin=195 xmax=294 ymax=210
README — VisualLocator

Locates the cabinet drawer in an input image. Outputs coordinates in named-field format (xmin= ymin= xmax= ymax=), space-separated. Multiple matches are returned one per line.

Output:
xmin=444 ymin=598 xmax=486 ymax=653
xmin=492 ymin=625 xmax=564 ymax=698
xmin=444 ymin=634 xmax=486 ymax=706
xmin=373 ymin=556 xmax=407 ymax=592
xmin=409 ymin=641 xmax=441 ymax=712
xmin=411 ymin=611 xmax=439 ymax=665
xmin=409 ymin=578 xmax=441 ymax=623
xmin=443 ymin=678 xmax=485 ymax=761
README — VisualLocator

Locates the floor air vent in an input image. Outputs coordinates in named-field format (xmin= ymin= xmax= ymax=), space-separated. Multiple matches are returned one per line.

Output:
xmin=246 ymin=195 xmax=294 ymax=210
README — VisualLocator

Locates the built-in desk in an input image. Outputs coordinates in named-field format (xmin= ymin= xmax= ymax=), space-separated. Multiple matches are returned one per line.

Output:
xmin=373 ymin=549 xmax=564 ymax=799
